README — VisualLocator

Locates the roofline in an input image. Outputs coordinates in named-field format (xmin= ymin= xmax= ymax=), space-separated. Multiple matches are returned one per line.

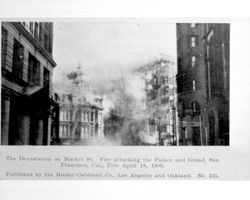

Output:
xmin=11 ymin=22 xmax=57 ymax=67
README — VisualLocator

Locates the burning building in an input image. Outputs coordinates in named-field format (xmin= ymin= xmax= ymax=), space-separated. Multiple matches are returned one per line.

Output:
xmin=102 ymin=75 xmax=147 ymax=145
xmin=59 ymin=94 xmax=104 ymax=145
xmin=176 ymin=23 xmax=229 ymax=145
xmin=1 ymin=22 xmax=59 ymax=145
xmin=136 ymin=58 xmax=177 ymax=145
xmin=56 ymin=66 xmax=104 ymax=145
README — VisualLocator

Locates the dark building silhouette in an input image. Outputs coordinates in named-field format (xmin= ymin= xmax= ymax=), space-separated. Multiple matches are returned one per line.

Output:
xmin=176 ymin=23 xmax=229 ymax=145
xmin=1 ymin=22 xmax=59 ymax=145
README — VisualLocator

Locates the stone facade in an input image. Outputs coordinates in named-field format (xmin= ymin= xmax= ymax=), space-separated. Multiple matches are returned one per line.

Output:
xmin=58 ymin=93 xmax=104 ymax=145
xmin=1 ymin=22 xmax=59 ymax=145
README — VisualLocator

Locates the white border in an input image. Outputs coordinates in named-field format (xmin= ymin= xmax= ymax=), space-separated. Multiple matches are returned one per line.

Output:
xmin=1 ymin=0 xmax=250 ymax=200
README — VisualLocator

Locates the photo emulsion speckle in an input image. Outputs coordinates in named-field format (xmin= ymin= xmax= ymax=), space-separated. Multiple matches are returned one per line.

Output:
xmin=1 ymin=21 xmax=229 ymax=146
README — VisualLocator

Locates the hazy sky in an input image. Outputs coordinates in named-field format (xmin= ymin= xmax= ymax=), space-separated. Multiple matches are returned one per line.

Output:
xmin=52 ymin=19 xmax=177 ymax=83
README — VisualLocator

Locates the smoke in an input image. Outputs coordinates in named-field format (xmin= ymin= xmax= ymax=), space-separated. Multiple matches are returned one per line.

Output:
xmin=102 ymin=95 xmax=114 ymax=116
xmin=54 ymin=57 xmax=175 ymax=146
xmin=96 ymin=71 xmax=148 ymax=145
xmin=119 ymin=119 xmax=145 ymax=145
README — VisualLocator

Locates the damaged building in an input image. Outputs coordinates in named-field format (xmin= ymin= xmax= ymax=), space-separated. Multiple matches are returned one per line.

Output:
xmin=59 ymin=93 xmax=104 ymax=145
xmin=57 ymin=66 xmax=104 ymax=145
xmin=137 ymin=58 xmax=177 ymax=145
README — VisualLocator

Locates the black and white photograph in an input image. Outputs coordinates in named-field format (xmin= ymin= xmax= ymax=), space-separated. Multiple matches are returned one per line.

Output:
xmin=1 ymin=1 xmax=250 ymax=199
xmin=1 ymin=20 xmax=229 ymax=146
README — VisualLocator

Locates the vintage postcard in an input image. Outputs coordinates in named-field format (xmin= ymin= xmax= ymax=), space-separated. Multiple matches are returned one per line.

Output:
xmin=0 ymin=18 xmax=250 ymax=180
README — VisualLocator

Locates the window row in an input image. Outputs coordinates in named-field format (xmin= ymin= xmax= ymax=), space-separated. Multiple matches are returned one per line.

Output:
xmin=22 ymin=22 xmax=40 ymax=40
xmin=60 ymin=125 xmax=71 ymax=137
xmin=81 ymin=111 xmax=97 ymax=123
xmin=80 ymin=126 xmax=91 ymax=139
xmin=160 ymin=76 xmax=174 ymax=85
xmin=59 ymin=109 xmax=103 ymax=123
xmin=1 ymin=33 xmax=51 ymax=87
xmin=21 ymin=22 xmax=52 ymax=54
xmin=148 ymin=125 xmax=172 ymax=135
xmin=60 ymin=110 xmax=71 ymax=121
xmin=181 ymin=101 xmax=201 ymax=115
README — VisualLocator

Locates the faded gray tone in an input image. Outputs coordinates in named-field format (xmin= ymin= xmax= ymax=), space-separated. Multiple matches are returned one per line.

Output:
xmin=52 ymin=20 xmax=177 ymax=85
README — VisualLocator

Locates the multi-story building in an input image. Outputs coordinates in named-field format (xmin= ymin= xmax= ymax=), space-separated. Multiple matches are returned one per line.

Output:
xmin=56 ymin=67 xmax=104 ymax=145
xmin=139 ymin=58 xmax=177 ymax=145
xmin=58 ymin=93 xmax=104 ymax=145
xmin=1 ymin=22 xmax=59 ymax=145
xmin=176 ymin=23 xmax=229 ymax=145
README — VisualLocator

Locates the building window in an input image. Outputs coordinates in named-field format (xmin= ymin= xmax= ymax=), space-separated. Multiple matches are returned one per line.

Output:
xmin=59 ymin=125 xmax=63 ymax=137
xmin=63 ymin=125 xmax=66 ymax=137
xmin=68 ymin=110 xmax=71 ymax=121
xmin=85 ymin=126 xmax=89 ymax=138
xmin=81 ymin=112 xmax=84 ymax=122
xmin=87 ymin=112 xmax=90 ymax=122
xmin=28 ymin=53 xmax=40 ymax=85
xmin=191 ymin=101 xmax=200 ymax=114
xmin=22 ymin=22 xmax=30 ymax=32
xmin=64 ymin=111 xmax=66 ymax=120
xmin=34 ymin=22 xmax=39 ymax=39
xmin=81 ymin=127 xmax=84 ymax=138
xmin=191 ymin=23 xmax=196 ymax=28
xmin=29 ymin=22 xmax=34 ymax=35
xmin=169 ymin=99 xmax=174 ymax=107
xmin=65 ymin=110 xmax=68 ymax=121
xmin=64 ymin=110 xmax=70 ymax=121
xmin=12 ymin=39 xmax=24 ymax=79
xmin=1 ymin=27 xmax=8 ymax=68
xmin=169 ymin=88 xmax=174 ymax=95
xmin=192 ymin=80 xmax=196 ymax=91
xmin=60 ymin=111 xmax=63 ymax=121
xmin=39 ymin=23 xmax=43 ymax=42
xmin=91 ymin=112 xmax=94 ymax=122
xmin=192 ymin=56 xmax=196 ymax=67
xmin=66 ymin=125 xmax=69 ymax=137
xmin=63 ymin=111 xmax=66 ymax=120
xmin=163 ymin=76 xmax=168 ymax=85
xmin=161 ymin=86 xmax=169 ymax=96
xmin=65 ymin=125 xmax=68 ymax=137
xmin=44 ymin=33 xmax=50 ymax=52
xmin=83 ymin=112 xmax=86 ymax=122
xmin=43 ymin=67 xmax=50 ymax=89
xmin=191 ymin=36 xmax=196 ymax=47
xmin=99 ymin=113 xmax=102 ymax=123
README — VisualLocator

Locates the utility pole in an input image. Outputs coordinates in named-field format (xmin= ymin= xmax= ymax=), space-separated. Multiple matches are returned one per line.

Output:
xmin=199 ymin=114 xmax=203 ymax=146
xmin=157 ymin=117 xmax=162 ymax=146
xmin=172 ymin=105 xmax=176 ymax=145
